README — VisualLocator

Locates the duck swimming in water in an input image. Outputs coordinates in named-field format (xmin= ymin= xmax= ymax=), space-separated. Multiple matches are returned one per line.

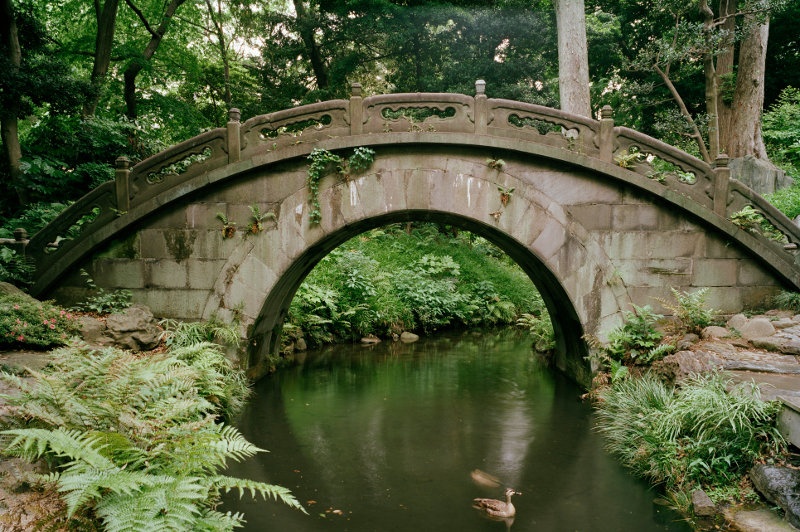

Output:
xmin=472 ymin=487 xmax=519 ymax=518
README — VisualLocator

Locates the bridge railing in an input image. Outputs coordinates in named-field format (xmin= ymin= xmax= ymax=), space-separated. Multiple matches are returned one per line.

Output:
xmin=24 ymin=81 xmax=800 ymax=295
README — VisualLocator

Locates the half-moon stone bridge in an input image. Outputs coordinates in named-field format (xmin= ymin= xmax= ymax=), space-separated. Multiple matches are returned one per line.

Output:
xmin=26 ymin=81 xmax=800 ymax=385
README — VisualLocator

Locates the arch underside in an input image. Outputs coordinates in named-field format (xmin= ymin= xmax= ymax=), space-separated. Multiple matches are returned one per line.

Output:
xmin=53 ymin=144 xmax=787 ymax=386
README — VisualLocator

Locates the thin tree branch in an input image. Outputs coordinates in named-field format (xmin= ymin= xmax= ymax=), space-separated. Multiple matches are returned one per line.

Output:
xmin=123 ymin=0 xmax=157 ymax=37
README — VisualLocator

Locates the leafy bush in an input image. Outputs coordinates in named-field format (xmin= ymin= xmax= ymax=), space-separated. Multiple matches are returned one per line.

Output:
xmin=0 ymin=202 xmax=70 ymax=239
xmin=73 ymin=270 xmax=132 ymax=314
xmin=516 ymin=312 xmax=555 ymax=352
xmin=284 ymin=225 xmax=542 ymax=346
xmin=0 ymin=248 xmax=34 ymax=286
xmin=657 ymin=287 xmax=716 ymax=334
xmin=0 ymin=343 xmax=305 ymax=530
xmin=595 ymin=372 xmax=785 ymax=504
xmin=604 ymin=304 xmax=669 ymax=365
xmin=0 ymin=293 xmax=80 ymax=349
xmin=160 ymin=318 xmax=241 ymax=350
xmin=763 ymin=86 xmax=800 ymax=178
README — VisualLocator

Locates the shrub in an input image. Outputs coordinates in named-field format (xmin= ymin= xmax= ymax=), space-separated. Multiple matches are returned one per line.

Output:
xmin=604 ymin=304 xmax=669 ymax=365
xmin=73 ymin=270 xmax=132 ymax=314
xmin=595 ymin=372 xmax=785 ymax=505
xmin=516 ymin=312 xmax=555 ymax=352
xmin=657 ymin=287 xmax=716 ymax=334
xmin=0 ymin=343 xmax=305 ymax=530
xmin=0 ymin=293 xmax=80 ymax=349
xmin=773 ymin=290 xmax=800 ymax=312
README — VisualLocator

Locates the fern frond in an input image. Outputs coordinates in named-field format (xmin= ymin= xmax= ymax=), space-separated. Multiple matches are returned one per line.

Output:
xmin=213 ymin=475 xmax=308 ymax=514
xmin=2 ymin=427 xmax=113 ymax=469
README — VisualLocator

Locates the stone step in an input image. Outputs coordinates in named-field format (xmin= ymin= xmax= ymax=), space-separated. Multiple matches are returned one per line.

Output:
xmin=778 ymin=396 xmax=800 ymax=449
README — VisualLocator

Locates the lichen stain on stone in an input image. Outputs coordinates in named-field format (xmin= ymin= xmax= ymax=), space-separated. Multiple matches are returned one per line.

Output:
xmin=97 ymin=233 xmax=139 ymax=259
xmin=164 ymin=229 xmax=196 ymax=263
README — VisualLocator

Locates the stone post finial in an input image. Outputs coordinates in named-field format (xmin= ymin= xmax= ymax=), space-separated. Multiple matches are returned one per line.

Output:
xmin=115 ymin=156 xmax=132 ymax=213
xmin=13 ymin=228 xmax=27 ymax=242
xmin=599 ymin=106 xmax=615 ymax=163
xmin=713 ymin=153 xmax=731 ymax=216
xmin=228 ymin=108 xmax=241 ymax=122
xmin=350 ymin=83 xmax=364 ymax=135
xmin=475 ymin=79 xmax=486 ymax=95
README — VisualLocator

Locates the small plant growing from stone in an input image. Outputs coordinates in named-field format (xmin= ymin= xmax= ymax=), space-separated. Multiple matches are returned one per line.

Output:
xmin=497 ymin=185 xmax=515 ymax=206
xmin=730 ymin=205 xmax=786 ymax=242
xmin=486 ymin=158 xmax=506 ymax=170
xmin=614 ymin=147 xmax=644 ymax=168
xmin=246 ymin=205 xmax=275 ymax=235
xmin=216 ymin=212 xmax=237 ymax=239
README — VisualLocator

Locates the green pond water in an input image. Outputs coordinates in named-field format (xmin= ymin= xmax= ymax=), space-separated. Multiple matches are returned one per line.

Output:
xmin=223 ymin=330 xmax=692 ymax=531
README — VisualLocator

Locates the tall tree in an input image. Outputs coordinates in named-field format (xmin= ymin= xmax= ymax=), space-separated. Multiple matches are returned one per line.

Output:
xmin=0 ymin=0 xmax=23 ymax=208
xmin=122 ymin=0 xmax=187 ymax=119
xmin=83 ymin=0 xmax=121 ymax=117
xmin=554 ymin=0 xmax=591 ymax=117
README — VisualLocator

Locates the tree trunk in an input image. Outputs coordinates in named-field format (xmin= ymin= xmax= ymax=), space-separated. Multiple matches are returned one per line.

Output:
xmin=204 ymin=0 xmax=232 ymax=110
xmin=728 ymin=14 xmax=770 ymax=159
xmin=554 ymin=0 xmax=591 ymax=117
xmin=83 ymin=0 xmax=120 ymax=117
xmin=0 ymin=0 xmax=24 ymax=209
xmin=291 ymin=0 xmax=329 ymax=90
xmin=700 ymin=0 xmax=719 ymax=160
xmin=716 ymin=0 xmax=736 ymax=154
xmin=122 ymin=0 xmax=187 ymax=119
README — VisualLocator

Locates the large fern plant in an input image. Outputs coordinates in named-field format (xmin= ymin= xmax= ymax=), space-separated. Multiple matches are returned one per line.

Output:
xmin=1 ymin=343 xmax=306 ymax=531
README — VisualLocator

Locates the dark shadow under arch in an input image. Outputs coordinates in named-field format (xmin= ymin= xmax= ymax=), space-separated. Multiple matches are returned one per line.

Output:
xmin=247 ymin=209 xmax=589 ymax=384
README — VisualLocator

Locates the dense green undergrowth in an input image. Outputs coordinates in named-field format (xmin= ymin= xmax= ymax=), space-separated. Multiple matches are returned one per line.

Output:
xmin=283 ymin=223 xmax=550 ymax=349
xmin=0 ymin=322 xmax=305 ymax=531
xmin=590 ymin=288 xmax=789 ymax=521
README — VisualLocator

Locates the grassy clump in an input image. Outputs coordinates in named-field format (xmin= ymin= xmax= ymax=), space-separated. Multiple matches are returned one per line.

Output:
xmin=0 ymin=340 xmax=305 ymax=530
xmin=773 ymin=290 xmax=800 ymax=313
xmin=285 ymin=224 xmax=546 ymax=347
xmin=595 ymin=372 xmax=785 ymax=513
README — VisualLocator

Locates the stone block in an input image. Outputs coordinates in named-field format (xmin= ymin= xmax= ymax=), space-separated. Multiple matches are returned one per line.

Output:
xmin=139 ymin=229 xmax=168 ymax=258
xmin=703 ymin=233 xmax=746 ymax=259
xmin=186 ymin=260 xmax=225 ymax=290
xmin=738 ymin=263 xmax=775 ymax=286
xmin=404 ymin=169 xmax=433 ymax=209
xmin=134 ymin=288 xmax=209 ymax=319
xmin=532 ymin=218 xmax=566 ymax=261
xmin=92 ymin=259 xmax=146 ymax=289
xmin=144 ymin=259 xmax=188 ymax=289
xmin=380 ymin=170 xmax=408 ymax=212
xmin=692 ymin=259 xmax=738 ymax=286
xmin=567 ymin=204 xmax=612 ymax=231
xmin=778 ymin=396 xmax=800 ymax=449
xmin=612 ymin=204 xmax=659 ymax=231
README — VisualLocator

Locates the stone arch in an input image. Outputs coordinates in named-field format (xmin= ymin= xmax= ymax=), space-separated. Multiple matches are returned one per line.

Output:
xmin=199 ymin=148 xmax=629 ymax=383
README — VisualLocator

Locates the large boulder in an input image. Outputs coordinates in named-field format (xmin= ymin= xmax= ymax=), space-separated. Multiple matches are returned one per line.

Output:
xmin=104 ymin=305 xmax=162 ymax=351
xmin=730 ymin=155 xmax=791 ymax=195
xmin=749 ymin=464 xmax=800 ymax=528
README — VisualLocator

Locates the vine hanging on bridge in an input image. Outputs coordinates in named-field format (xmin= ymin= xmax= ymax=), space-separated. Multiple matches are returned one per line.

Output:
xmin=306 ymin=147 xmax=376 ymax=224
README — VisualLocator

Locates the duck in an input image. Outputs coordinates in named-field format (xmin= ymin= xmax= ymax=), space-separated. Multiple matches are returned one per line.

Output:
xmin=472 ymin=487 xmax=519 ymax=518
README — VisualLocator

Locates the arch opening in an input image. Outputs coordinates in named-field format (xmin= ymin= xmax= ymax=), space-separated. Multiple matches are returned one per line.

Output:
xmin=247 ymin=210 xmax=589 ymax=384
